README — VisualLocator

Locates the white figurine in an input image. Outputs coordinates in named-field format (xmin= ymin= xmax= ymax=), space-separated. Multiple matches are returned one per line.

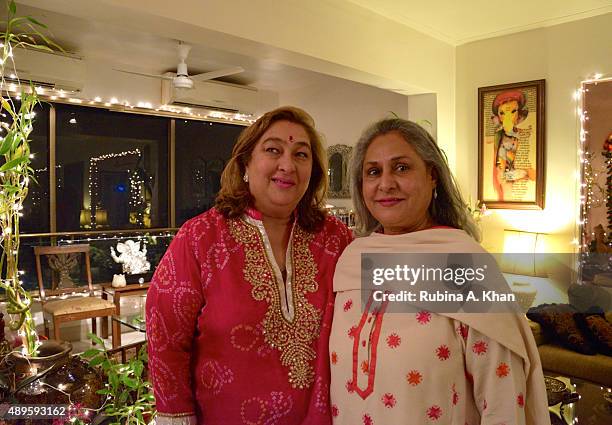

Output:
xmin=112 ymin=273 xmax=127 ymax=288
xmin=110 ymin=239 xmax=151 ymax=275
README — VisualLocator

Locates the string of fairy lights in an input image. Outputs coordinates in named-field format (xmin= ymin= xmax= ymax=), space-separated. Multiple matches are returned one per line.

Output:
xmin=2 ymin=82 xmax=255 ymax=233
xmin=5 ymin=84 xmax=257 ymax=125
xmin=87 ymin=149 xmax=141 ymax=228
xmin=575 ymin=74 xmax=612 ymax=252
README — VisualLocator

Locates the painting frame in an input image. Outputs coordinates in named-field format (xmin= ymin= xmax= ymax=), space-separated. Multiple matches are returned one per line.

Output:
xmin=478 ymin=79 xmax=546 ymax=210
xmin=327 ymin=144 xmax=352 ymax=198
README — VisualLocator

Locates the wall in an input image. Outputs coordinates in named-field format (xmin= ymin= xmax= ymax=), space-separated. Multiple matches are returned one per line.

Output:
xmin=279 ymin=78 xmax=410 ymax=208
xmin=280 ymin=86 xmax=439 ymax=210
xmin=455 ymin=13 xmax=612 ymax=253
xmin=408 ymin=93 xmax=438 ymax=141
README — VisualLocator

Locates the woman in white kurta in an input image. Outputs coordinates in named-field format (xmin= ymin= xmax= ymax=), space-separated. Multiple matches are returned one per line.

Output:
xmin=329 ymin=118 xmax=550 ymax=425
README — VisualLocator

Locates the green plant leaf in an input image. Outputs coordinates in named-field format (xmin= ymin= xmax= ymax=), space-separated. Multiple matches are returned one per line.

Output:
xmin=122 ymin=375 xmax=138 ymax=389
xmin=0 ymin=134 xmax=14 ymax=156
xmin=102 ymin=358 xmax=112 ymax=371
xmin=141 ymin=393 xmax=155 ymax=401
xmin=109 ymin=373 xmax=119 ymax=390
xmin=0 ymin=156 xmax=27 ymax=172
xmin=7 ymin=16 xmax=28 ymax=26
xmin=90 ymin=355 xmax=105 ymax=367
xmin=417 ymin=119 xmax=432 ymax=128
xmin=21 ymin=43 xmax=53 ymax=53
xmin=81 ymin=348 xmax=102 ymax=358
xmin=0 ymin=98 xmax=16 ymax=119
xmin=2 ymin=184 xmax=21 ymax=194
xmin=131 ymin=360 xmax=144 ymax=378
xmin=9 ymin=1 xmax=16 ymax=15
xmin=138 ymin=345 xmax=148 ymax=362
xmin=26 ymin=16 xmax=47 ymax=28
xmin=10 ymin=134 xmax=24 ymax=152
xmin=87 ymin=332 xmax=105 ymax=346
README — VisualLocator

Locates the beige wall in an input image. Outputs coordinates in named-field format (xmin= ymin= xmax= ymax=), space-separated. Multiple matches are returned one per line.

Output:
xmin=455 ymin=13 xmax=612 ymax=252
xmin=279 ymin=78 xmax=411 ymax=208
xmin=408 ymin=93 xmax=438 ymax=141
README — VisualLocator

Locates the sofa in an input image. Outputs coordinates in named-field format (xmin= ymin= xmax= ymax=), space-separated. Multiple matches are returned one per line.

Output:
xmin=528 ymin=313 xmax=612 ymax=387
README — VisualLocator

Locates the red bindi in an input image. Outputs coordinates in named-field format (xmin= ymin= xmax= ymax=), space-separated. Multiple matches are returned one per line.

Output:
xmin=289 ymin=135 xmax=294 ymax=142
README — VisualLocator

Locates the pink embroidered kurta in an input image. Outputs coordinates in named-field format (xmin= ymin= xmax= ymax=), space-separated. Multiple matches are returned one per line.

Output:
xmin=329 ymin=229 xmax=550 ymax=425
xmin=146 ymin=208 xmax=352 ymax=424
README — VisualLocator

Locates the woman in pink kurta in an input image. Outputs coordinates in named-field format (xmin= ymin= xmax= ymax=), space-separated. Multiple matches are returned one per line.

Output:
xmin=147 ymin=106 xmax=352 ymax=425
xmin=329 ymin=118 xmax=549 ymax=425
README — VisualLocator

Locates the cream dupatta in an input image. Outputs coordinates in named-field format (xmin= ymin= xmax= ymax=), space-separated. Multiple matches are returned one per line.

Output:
xmin=333 ymin=228 xmax=550 ymax=425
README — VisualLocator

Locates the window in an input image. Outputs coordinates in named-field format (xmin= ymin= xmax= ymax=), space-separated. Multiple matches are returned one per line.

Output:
xmin=55 ymin=105 xmax=169 ymax=231
xmin=175 ymin=119 xmax=244 ymax=225
xmin=0 ymin=101 xmax=50 ymax=233
xmin=58 ymin=232 xmax=175 ymax=285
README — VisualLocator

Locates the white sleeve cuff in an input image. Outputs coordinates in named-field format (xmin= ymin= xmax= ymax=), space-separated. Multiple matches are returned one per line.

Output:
xmin=151 ymin=414 xmax=197 ymax=425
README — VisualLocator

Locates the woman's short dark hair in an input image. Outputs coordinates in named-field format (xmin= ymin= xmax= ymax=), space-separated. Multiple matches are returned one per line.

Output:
xmin=350 ymin=118 xmax=480 ymax=240
xmin=215 ymin=106 xmax=328 ymax=232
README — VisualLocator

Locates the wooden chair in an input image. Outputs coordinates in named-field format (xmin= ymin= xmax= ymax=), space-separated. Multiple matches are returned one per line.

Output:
xmin=34 ymin=244 xmax=117 ymax=342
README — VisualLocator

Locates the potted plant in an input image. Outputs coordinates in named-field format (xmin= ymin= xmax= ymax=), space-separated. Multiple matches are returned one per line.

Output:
xmin=81 ymin=333 xmax=156 ymax=424
xmin=0 ymin=0 xmax=60 ymax=357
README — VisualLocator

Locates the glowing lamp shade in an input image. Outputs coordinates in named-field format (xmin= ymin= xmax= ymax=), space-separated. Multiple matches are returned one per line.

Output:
xmin=502 ymin=230 xmax=547 ymax=276
xmin=79 ymin=208 xmax=108 ymax=228
xmin=504 ymin=230 xmax=537 ymax=253
xmin=79 ymin=209 xmax=90 ymax=227
xmin=501 ymin=230 xmax=548 ymax=311
xmin=95 ymin=209 xmax=108 ymax=225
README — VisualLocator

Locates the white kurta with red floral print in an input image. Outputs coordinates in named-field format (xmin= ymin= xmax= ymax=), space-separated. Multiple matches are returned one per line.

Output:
xmin=330 ymin=297 xmax=527 ymax=425
xmin=329 ymin=228 xmax=550 ymax=425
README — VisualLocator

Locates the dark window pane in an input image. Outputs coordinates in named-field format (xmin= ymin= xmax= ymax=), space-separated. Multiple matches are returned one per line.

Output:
xmin=18 ymin=236 xmax=53 ymax=292
xmin=0 ymin=101 xmax=50 ymax=233
xmin=55 ymin=104 xmax=169 ymax=231
xmin=20 ymin=232 xmax=174 ymax=291
xmin=57 ymin=232 xmax=174 ymax=285
xmin=175 ymin=119 xmax=244 ymax=225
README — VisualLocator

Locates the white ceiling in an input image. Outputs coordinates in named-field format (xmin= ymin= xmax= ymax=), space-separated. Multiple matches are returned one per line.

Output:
xmin=346 ymin=0 xmax=612 ymax=45
xmin=12 ymin=1 xmax=612 ymax=93
xmin=14 ymin=3 xmax=339 ymax=92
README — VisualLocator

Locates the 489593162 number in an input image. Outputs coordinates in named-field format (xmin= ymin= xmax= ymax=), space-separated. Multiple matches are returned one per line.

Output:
xmin=0 ymin=403 xmax=69 ymax=419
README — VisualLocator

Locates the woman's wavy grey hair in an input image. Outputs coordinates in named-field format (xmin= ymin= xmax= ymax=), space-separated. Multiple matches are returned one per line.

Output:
xmin=350 ymin=118 xmax=480 ymax=241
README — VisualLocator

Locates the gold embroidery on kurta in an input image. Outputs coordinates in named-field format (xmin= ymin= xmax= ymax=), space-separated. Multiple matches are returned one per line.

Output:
xmin=229 ymin=217 xmax=320 ymax=389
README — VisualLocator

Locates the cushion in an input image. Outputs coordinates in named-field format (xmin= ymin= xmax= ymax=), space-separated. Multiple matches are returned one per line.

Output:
xmin=527 ymin=304 xmax=597 ymax=355
xmin=43 ymin=297 xmax=116 ymax=316
xmin=574 ymin=312 xmax=612 ymax=356
xmin=527 ymin=318 xmax=547 ymax=346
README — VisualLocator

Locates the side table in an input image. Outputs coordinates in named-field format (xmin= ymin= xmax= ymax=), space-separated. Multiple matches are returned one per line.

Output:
xmin=112 ymin=315 xmax=146 ymax=349
xmin=548 ymin=375 xmax=612 ymax=424
xmin=101 ymin=282 xmax=150 ymax=346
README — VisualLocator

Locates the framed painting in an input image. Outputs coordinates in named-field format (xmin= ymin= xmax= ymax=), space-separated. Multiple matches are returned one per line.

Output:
xmin=327 ymin=144 xmax=352 ymax=198
xmin=478 ymin=79 xmax=545 ymax=209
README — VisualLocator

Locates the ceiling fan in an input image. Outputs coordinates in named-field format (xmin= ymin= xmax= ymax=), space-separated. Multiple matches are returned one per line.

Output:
xmin=115 ymin=41 xmax=244 ymax=90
